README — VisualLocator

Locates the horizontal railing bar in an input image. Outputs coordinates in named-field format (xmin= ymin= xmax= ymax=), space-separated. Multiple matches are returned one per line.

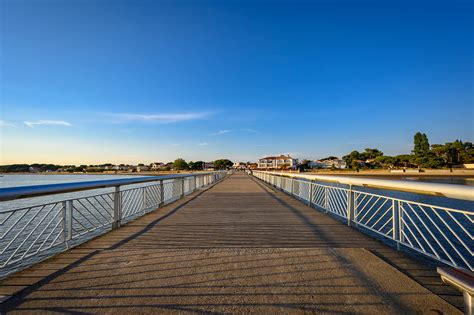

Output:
xmin=253 ymin=171 xmax=474 ymax=202
xmin=0 ymin=173 xmax=214 ymax=202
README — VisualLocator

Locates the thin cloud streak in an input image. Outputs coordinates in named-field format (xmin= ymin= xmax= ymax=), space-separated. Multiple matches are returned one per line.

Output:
xmin=197 ymin=142 xmax=209 ymax=146
xmin=24 ymin=120 xmax=72 ymax=128
xmin=209 ymin=129 xmax=231 ymax=136
xmin=0 ymin=120 xmax=16 ymax=128
xmin=209 ymin=129 xmax=260 ymax=136
xmin=108 ymin=112 xmax=212 ymax=124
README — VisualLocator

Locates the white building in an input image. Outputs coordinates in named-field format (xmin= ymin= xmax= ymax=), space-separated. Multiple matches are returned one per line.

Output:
xmin=150 ymin=162 xmax=165 ymax=170
xmin=309 ymin=158 xmax=346 ymax=169
xmin=258 ymin=155 xmax=298 ymax=169
xmin=232 ymin=162 xmax=247 ymax=169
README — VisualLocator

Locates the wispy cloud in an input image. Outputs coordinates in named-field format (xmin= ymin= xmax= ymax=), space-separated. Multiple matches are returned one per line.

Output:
xmin=24 ymin=120 xmax=72 ymax=128
xmin=171 ymin=143 xmax=181 ymax=146
xmin=209 ymin=129 xmax=231 ymax=136
xmin=209 ymin=128 xmax=259 ymax=136
xmin=0 ymin=120 xmax=16 ymax=128
xmin=107 ymin=112 xmax=211 ymax=124
xmin=197 ymin=142 xmax=209 ymax=146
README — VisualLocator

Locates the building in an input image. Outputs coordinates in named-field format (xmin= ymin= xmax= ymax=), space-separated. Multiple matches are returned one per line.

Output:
xmin=309 ymin=158 xmax=347 ymax=169
xmin=28 ymin=166 xmax=41 ymax=173
xmin=258 ymin=155 xmax=298 ymax=169
xmin=204 ymin=162 xmax=215 ymax=170
xmin=136 ymin=165 xmax=149 ymax=172
xmin=232 ymin=162 xmax=247 ymax=170
xmin=150 ymin=162 xmax=165 ymax=170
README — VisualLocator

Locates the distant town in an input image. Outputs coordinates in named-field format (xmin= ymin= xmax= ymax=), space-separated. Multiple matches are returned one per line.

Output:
xmin=1 ymin=133 xmax=473 ymax=173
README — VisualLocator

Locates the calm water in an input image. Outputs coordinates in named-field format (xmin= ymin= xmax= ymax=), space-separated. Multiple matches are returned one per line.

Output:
xmin=1 ymin=173 xmax=473 ymax=188
xmin=0 ymin=174 xmax=137 ymax=188
xmin=0 ymin=174 xmax=146 ymax=211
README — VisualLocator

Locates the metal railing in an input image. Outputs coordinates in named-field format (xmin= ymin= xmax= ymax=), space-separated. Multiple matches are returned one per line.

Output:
xmin=0 ymin=172 xmax=227 ymax=278
xmin=253 ymin=171 xmax=474 ymax=271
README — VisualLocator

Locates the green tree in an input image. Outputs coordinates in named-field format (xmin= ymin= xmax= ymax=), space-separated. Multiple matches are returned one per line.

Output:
xmin=189 ymin=161 xmax=205 ymax=170
xmin=374 ymin=156 xmax=394 ymax=169
xmin=319 ymin=156 xmax=338 ymax=161
xmin=342 ymin=151 xmax=362 ymax=169
xmin=363 ymin=148 xmax=383 ymax=159
xmin=214 ymin=159 xmax=233 ymax=170
xmin=413 ymin=132 xmax=430 ymax=156
xmin=173 ymin=158 xmax=188 ymax=170
xmin=299 ymin=159 xmax=312 ymax=170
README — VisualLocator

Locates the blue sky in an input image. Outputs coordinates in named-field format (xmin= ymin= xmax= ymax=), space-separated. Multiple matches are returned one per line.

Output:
xmin=1 ymin=0 xmax=473 ymax=164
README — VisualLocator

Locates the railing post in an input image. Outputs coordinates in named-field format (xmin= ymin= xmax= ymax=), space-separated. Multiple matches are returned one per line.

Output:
xmin=62 ymin=200 xmax=73 ymax=248
xmin=393 ymin=200 xmax=401 ymax=250
xmin=66 ymin=200 xmax=73 ymax=243
xmin=181 ymin=177 xmax=185 ymax=197
xmin=291 ymin=178 xmax=294 ymax=195
xmin=324 ymin=186 xmax=329 ymax=212
xmin=347 ymin=185 xmax=354 ymax=226
xmin=159 ymin=180 xmax=165 ymax=206
xmin=194 ymin=175 xmax=197 ymax=192
xmin=142 ymin=187 xmax=147 ymax=213
xmin=61 ymin=201 xmax=67 ymax=244
xmin=308 ymin=180 xmax=313 ymax=206
xmin=112 ymin=186 xmax=121 ymax=229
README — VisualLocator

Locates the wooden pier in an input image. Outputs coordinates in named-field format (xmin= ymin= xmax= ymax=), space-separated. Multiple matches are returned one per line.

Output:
xmin=0 ymin=173 xmax=463 ymax=314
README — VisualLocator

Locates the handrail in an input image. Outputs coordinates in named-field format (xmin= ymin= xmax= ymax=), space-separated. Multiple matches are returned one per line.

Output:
xmin=0 ymin=173 xmax=215 ymax=202
xmin=0 ymin=171 xmax=228 ymax=278
xmin=253 ymin=171 xmax=474 ymax=202
xmin=253 ymin=171 xmax=473 ymax=271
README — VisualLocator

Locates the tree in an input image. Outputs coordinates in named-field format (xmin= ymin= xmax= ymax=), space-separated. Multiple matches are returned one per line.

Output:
xmin=412 ymin=132 xmax=443 ymax=168
xmin=342 ymin=151 xmax=362 ymax=169
xmin=298 ymin=159 xmax=312 ymax=170
xmin=413 ymin=132 xmax=430 ymax=156
xmin=351 ymin=160 xmax=360 ymax=170
xmin=214 ymin=159 xmax=233 ymax=170
xmin=319 ymin=156 xmax=338 ymax=161
xmin=374 ymin=156 xmax=395 ymax=169
xmin=363 ymin=148 xmax=383 ymax=159
xmin=188 ymin=161 xmax=205 ymax=170
xmin=173 ymin=158 xmax=188 ymax=170
xmin=393 ymin=154 xmax=414 ymax=168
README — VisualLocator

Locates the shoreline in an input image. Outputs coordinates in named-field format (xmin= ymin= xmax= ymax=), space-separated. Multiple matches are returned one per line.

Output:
xmin=1 ymin=169 xmax=474 ymax=179
xmin=265 ymin=169 xmax=474 ymax=179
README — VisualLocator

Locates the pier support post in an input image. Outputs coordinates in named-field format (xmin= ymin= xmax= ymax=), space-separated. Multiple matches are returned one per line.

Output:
xmin=112 ymin=186 xmax=121 ymax=229
xmin=308 ymin=180 xmax=313 ymax=206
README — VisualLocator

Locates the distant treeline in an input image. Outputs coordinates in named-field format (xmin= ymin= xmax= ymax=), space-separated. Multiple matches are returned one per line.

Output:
xmin=341 ymin=133 xmax=474 ymax=170
xmin=0 ymin=163 xmax=106 ymax=173
xmin=0 ymin=164 xmax=59 ymax=173
xmin=0 ymin=159 xmax=235 ymax=173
